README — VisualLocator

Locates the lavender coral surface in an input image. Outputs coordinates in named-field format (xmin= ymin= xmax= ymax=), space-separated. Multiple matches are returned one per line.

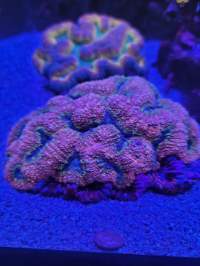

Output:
xmin=5 ymin=76 xmax=200 ymax=203
xmin=33 ymin=13 xmax=145 ymax=94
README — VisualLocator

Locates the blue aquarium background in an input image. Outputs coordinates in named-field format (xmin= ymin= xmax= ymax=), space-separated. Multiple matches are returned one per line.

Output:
xmin=0 ymin=0 xmax=200 ymax=257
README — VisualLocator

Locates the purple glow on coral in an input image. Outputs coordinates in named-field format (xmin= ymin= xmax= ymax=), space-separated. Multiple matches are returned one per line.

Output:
xmin=5 ymin=76 xmax=200 ymax=203
xmin=33 ymin=14 xmax=145 ymax=93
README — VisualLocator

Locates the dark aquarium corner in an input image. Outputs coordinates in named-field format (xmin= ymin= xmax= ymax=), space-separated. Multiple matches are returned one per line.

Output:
xmin=1 ymin=1 xmax=200 ymax=266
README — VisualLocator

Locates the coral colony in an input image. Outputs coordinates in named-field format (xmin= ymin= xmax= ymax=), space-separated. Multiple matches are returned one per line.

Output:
xmin=5 ymin=76 xmax=200 ymax=203
xmin=33 ymin=14 xmax=145 ymax=94
xmin=158 ymin=0 xmax=200 ymax=91
xmin=157 ymin=28 xmax=200 ymax=91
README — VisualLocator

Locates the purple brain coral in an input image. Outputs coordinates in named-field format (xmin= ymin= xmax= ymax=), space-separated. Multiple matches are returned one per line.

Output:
xmin=5 ymin=76 xmax=200 ymax=203
xmin=33 ymin=13 xmax=145 ymax=94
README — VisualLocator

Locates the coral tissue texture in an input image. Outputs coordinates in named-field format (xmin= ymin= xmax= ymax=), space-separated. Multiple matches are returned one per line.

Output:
xmin=5 ymin=76 xmax=200 ymax=203
xmin=33 ymin=13 xmax=145 ymax=94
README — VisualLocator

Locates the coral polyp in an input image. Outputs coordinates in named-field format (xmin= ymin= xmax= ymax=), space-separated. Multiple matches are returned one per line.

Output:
xmin=33 ymin=14 xmax=145 ymax=93
xmin=5 ymin=76 xmax=200 ymax=203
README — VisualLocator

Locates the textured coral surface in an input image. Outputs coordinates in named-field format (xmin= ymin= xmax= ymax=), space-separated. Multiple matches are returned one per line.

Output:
xmin=33 ymin=14 xmax=145 ymax=93
xmin=5 ymin=76 xmax=200 ymax=202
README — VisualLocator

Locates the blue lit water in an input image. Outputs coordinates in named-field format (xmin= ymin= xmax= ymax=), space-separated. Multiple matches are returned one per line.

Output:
xmin=0 ymin=32 xmax=200 ymax=257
